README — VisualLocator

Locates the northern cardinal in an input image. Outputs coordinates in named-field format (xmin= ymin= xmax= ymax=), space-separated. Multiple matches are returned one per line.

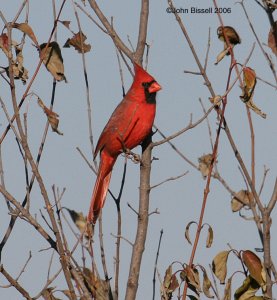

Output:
xmin=217 ymin=26 xmax=241 ymax=55
xmin=88 ymin=63 xmax=162 ymax=224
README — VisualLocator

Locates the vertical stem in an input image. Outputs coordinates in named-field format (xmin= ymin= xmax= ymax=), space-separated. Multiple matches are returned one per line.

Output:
xmin=125 ymin=140 xmax=152 ymax=300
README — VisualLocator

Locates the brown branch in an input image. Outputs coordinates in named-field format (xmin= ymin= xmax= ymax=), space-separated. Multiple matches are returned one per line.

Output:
xmin=0 ymin=265 xmax=32 ymax=300
xmin=134 ymin=0 xmax=149 ymax=63
xmin=87 ymin=0 xmax=133 ymax=59
xmin=239 ymin=0 xmax=277 ymax=84
xmin=150 ymin=171 xmax=188 ymax=190
xmin=125 ymin=141 xmax=152 ymax=299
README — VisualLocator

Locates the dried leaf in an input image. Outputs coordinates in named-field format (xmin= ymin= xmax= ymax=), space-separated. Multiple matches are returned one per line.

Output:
xmin=198 ymin=154 xmax=214 ymax=179
xmin=64 ymin=31 xmax=91 ymax=53
xmin=212 ymin=250 xmax=230 ymax=284
xmin=5 ymin=46 xmax=29 ymax=84
xmin=162 ymin=265 xmax=179 ymax=299
xmin=215 ymin=49 xmax=229 ymax=65
xmin=231 ymin=190 xmax=252 ymax=212
xmin=268 ymin=21 xmax=277 ymax=55
xmin=242 ymin=250 xmax=265 ymax=288
xmin=202 ymin=268 xmax=214 ymax=298
xmin=64 ymin=207 xmax=87 ymax=233
xmin=223 ymin=277 xmax=232 ymax=300
xmin=183 ymin=265 xmax=201 ymax=294
xmin=234 ymin=276 xmax=260 ymax=300
xmin=209 ymin=95 xmax=222 ymax=107
xmin=12 ymin=23 xmax=39 ymax=46
xmin=0 ymin=33 xmax=9 ymax=56
xmin=206 ymin=225 xmax=213 ymax=248
xmin=240 ymin=67 xmax=257 ymax=103
xmin=246 ymin=100 xmax=266 ymax=119
xmin=38 ymin=98 xmax=63 ymax=135
xmin=39 ymin=42 xmax=67 ymax=82
xmin=185 ymin=221 xmax=197 ymax=245
xmin=82 ymin=268 xmax=109 ymax=299
xmin=61 ymin=20 xmax=71 ymax=29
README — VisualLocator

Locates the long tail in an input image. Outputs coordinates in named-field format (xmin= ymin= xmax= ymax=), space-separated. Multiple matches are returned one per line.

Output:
xmin=88 ymin=152 xmax=116 ymax=224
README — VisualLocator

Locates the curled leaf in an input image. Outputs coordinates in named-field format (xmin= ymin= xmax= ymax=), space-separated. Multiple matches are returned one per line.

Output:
xmin=12 ymin=23 xmax=39 ymax=46
xmin=234 ymin=276 xmax=260 ymax=300
xmin=183 ymin=265 xmax=201 ymax=294
xmin=268 ymin=21 xmax=277 ymax=55
xmin=81 ymin=268 xmax=109 ymax=299
xmin=4 ymin=45 xmax=29 ymax=84
xmin=201 ymin=267 xmax=214 ymax=298
xmin=198 ymin=154 xmax=214 ymax=179
xmin=223 ymin=277 xmax=232 ymax=300
xmin=206 ymin=225 xmax=213 ymax=248
xmin=231 ymin=190 xmax=252 ymax=212
xmin=39 ymin=42 xmax=67 ymax=82
xmin=209 ymin=95 xmax=222 ymax=107
xmin=64 ymin=31 xmax=91 ymax=53
xmin=162 ymin=265 xmax=179 ymax=299
xmin=240 ymin=67 xmax=256 ymax=103
xmin=0 ymin=33 xmax=9 ymax=55
xmin=60 ymin=20 xmax=71 ymax=29
xmin=38 ymin=98 xmax=63 ymax=135
xmin=242 ymin=250 xmax=265 ymax=289
xmin=185 ymin=221 xmax=197 ymax=245
xmin=215 ymin=49 xmax=229 ymax=65
xmin=246 ymin=100 xmax=266 ymax=119
xmin=212 ymin=250 xmax=230 ymax=284
xmin=64 ymin=207 xmax=87 ymax=233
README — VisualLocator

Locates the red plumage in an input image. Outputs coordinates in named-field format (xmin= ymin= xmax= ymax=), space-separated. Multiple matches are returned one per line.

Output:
xmin=88 ymin=63 xmax=162 ymax=224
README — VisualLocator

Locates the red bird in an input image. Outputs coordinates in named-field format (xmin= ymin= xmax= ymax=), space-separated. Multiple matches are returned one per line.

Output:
xmin=88 ymin=63 xmax=162 ymax=224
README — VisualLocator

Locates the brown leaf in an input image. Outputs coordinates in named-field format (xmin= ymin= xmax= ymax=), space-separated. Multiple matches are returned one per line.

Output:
xmin=162 ymin=265 xmax=179 ymax=299
xmin=198 ymin=154 xmax=214 ymax=179
xmin=246 ymin=100 xmax=266 ymax=119
xmin=215 ymin=49 xmax=229 ymax=65
xmin=39 ymin=42 xmax=67 ymax=82
xmin=185 ymin=221 xmax=197 ymax=245
xmin=223 ymin=277 xmax=232 ymax=300
xmin=231 ymin=190 xmax=252 ymax=212
xmin=240 ymin=67 xmax=257 ymax=103
xmin=183 ymin=265 xmax=201 ymax=294
xmin=234 ymin=276 xmax=260 ymax=300
xmin=209 ymin=95 xmax=222 ymax=107
xmin=82 ymin=268 xmax=109 ymax=299
xmin=38 ymin=98 xmax=63 ymax=135
xmin=268 ymin=21 xmax=277 ymax=55
xmin=5 ymin=45 xmax=29 ymax=84
xmin=242 ymin=250 xmax=265 ymax=288
xmin=212 ymin=250 xmax=230 ymax=284
xmin=0 ymin=33 xmax=9 ymax=56
xmin=60 ymin=20 xmax=71 ymax=29
xmin=206 ymin=225 xmax=213 ymax=248
xmin=201 ymin=268 xmax=214 ymax=298
xmin=13 ymin=23 xmax=39 ymax=46
xmin=64 ymin=207 xmax=87 ymax=233
xmin=64 ymin=31 xmax=91 ymax=53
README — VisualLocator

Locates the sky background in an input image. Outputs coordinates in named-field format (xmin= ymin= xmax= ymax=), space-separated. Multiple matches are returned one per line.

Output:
xmin=0 ymin=0 xmax=276 ymax=299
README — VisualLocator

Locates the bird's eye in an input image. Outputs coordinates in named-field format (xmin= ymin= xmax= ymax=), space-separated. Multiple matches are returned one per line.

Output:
xmin=142 ymin=82 xmax=149 ymax=88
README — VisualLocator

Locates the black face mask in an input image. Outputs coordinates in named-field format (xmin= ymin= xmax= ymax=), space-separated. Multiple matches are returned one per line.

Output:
xmin=142 ymin=80 xmax=157 ymax=104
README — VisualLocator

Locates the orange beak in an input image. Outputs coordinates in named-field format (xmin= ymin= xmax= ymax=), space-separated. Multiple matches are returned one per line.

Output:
xmin=149 ymin=81 xmax=162 ymax=93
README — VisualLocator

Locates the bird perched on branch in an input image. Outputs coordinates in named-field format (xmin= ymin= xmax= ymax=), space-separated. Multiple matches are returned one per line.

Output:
xmin=88 ymin=63 xmax=162 ymax=224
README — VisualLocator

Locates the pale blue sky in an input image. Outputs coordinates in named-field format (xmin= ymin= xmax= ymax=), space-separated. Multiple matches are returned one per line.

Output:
xmin=0 ymin=1 xmax=276 ymax=299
